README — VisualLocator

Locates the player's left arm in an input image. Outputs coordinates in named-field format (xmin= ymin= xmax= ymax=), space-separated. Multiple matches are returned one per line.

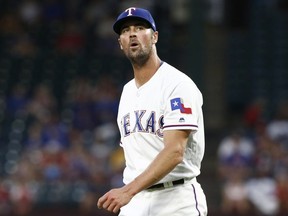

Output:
xmin=97 ymin=128 xmax=192 ymax=213
xmin=136 ymin=128 xmax=191 ymax=185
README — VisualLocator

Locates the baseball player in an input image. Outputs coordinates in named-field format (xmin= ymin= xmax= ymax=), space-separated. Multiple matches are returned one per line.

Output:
xmin=97 ymin=7 xmax=207 ymax=216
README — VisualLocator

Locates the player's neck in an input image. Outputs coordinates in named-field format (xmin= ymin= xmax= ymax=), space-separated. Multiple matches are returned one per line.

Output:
xmin=133 ymin=56 xmax=162 ymax=88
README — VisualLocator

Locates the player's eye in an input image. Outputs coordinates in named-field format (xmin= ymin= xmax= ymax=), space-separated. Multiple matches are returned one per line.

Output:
xmin=135 ymin=25 xmax=146 ymax=31
xmin=120 ymin=27 xmax=129 ymax=34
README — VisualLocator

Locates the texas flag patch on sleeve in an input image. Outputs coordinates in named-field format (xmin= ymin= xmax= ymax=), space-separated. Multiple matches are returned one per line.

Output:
xmin=170 ymin=97 xmax=192 ymax=114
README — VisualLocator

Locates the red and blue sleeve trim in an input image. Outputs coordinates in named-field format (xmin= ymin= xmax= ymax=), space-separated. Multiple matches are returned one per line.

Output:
xmin=163 ymin=124 xmax=198 ymax=129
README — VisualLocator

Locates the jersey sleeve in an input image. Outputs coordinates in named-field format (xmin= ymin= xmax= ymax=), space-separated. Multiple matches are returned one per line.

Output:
xmin=163 ymin=80 xmax=202 ymax=132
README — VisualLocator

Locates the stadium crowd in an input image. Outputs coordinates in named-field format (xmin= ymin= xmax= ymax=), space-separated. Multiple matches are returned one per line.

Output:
xmin=0 ymin=1 xmax=189 ymax=215
xmin=217 ymin=99 xmax=288 ymax=216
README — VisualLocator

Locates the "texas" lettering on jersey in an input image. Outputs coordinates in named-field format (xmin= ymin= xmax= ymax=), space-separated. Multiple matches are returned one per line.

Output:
xmin=121 ymin=110 xmax=164 ymax=138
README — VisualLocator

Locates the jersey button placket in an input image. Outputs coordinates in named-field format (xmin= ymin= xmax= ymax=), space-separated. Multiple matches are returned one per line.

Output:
xmin=135 ymin=90 xmax=140 ymax=108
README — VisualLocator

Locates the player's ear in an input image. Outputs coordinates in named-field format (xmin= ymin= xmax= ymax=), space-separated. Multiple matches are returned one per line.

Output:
xmin=118 ymin=38 xmax=123 ymax=50
xmin=152 ymin=31 xmax=158 ymax=44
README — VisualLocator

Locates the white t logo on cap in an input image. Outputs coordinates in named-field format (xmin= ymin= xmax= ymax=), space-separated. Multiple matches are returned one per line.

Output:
xmin=125 ymin=7 xmax=136 ymax=16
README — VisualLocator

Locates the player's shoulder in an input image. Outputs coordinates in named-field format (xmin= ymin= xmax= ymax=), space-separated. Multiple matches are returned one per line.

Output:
xmin=122 ymin=78 xmax=136 ymax=92
xmin=124 ymin=78 xmax=135 ymax=86
xmin=160 ymin=62 xmax=202 ymax=97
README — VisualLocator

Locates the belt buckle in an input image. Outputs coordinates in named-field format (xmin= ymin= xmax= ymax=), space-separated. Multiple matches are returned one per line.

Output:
xmin=163 ymin=181 xmax=174 ymax=188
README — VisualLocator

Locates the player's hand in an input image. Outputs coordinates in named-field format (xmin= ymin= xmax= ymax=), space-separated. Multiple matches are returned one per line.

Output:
xmin=97 ymin=187 xmax=133 ymax=213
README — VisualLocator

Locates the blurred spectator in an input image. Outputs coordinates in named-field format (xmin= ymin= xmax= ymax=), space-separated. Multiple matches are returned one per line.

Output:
xmin=23 ymin=120 xmax=43 ymax=149
xmin=39 ymin=108 xmax=70 ymax=150
xmin=220 ymin=170 xmax=252 ymax=215
xmin=108 ymin=146 xmax=125 ymax=188
xmin=0 ymin=13 xmax=26 ymax=55
xmin=243 ymin=98 xmax=267 ymax=130
xmin=246 ymin=167 xmax=280 ymax=216
xmin=27 ymin=83 xmax=57 ymax=123
xmin=6 ymin=84 xmax=29 ymax=118
xmin=18 ymin=0 xmax=41 ymax=26
xmin=253 ymin=122 xmax=280 ymax=174
xmin=0 ymin=180 xmax=11 ymax=214
xmin=91 ymin=123 xmax=118 ymax=159
xmin=41 ymin=144 xmax=68 ymax=182
xmin=56 ymin=20 xmax=85 ymax=55
xmin=67 ymin=143 xmax=91 ymax=180
xmin=266 ymin=101 xmax=288 ymax=149
xmin=67 ymin=77 xmax=96 ymax=130
xmin=170 ymin=0 xmax=190 ymax=27
xmin=0 ymin=13 xmax=22 ymax=38
xmin=206 ymin=0 xmax=225 ymax=25
xmin=10 ymin=33 xmax=38 ymax=57
xmin=217 ymin=128 xmax=255 ymax=180
xmin=275 ymin=170 xmax=288 ymax=215
xmin=0 ymin=7 xmax=39 ymax=58
xmin=9 ymin=178 xmax=34 ymax=216
xmin=218 ymin=128 xmax=256 ymax=215
xmin=91 ymin=75 xmax=120 ymax=125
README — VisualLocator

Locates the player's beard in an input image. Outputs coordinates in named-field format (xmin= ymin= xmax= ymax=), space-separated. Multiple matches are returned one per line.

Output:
xmin=126 ymin=43 xmax=153 ymax=67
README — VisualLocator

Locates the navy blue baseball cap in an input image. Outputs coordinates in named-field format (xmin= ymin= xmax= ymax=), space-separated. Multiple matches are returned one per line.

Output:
xmin=113 ymin=7 xmax=156 ymax=34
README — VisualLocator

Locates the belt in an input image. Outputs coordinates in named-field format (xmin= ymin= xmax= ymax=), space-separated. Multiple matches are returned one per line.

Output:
xmin=147 ymin=179 xmax=185 ymax=190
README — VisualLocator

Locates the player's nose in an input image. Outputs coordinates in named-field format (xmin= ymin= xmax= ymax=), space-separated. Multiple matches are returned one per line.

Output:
xmin=129 ymin=28 xmax=137 ymax=37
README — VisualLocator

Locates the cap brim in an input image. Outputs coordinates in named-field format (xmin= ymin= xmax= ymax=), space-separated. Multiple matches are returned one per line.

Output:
xmin=113 ymin=16 xmax=154 ymax=34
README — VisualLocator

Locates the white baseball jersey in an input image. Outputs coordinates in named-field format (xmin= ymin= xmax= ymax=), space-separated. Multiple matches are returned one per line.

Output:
xmin=117 ymin=62 xmax=205 ymax=185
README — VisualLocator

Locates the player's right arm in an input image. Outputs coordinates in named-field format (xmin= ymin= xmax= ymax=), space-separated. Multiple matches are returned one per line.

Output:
xmin=97 ymin=129 xmax=191 ymax=213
